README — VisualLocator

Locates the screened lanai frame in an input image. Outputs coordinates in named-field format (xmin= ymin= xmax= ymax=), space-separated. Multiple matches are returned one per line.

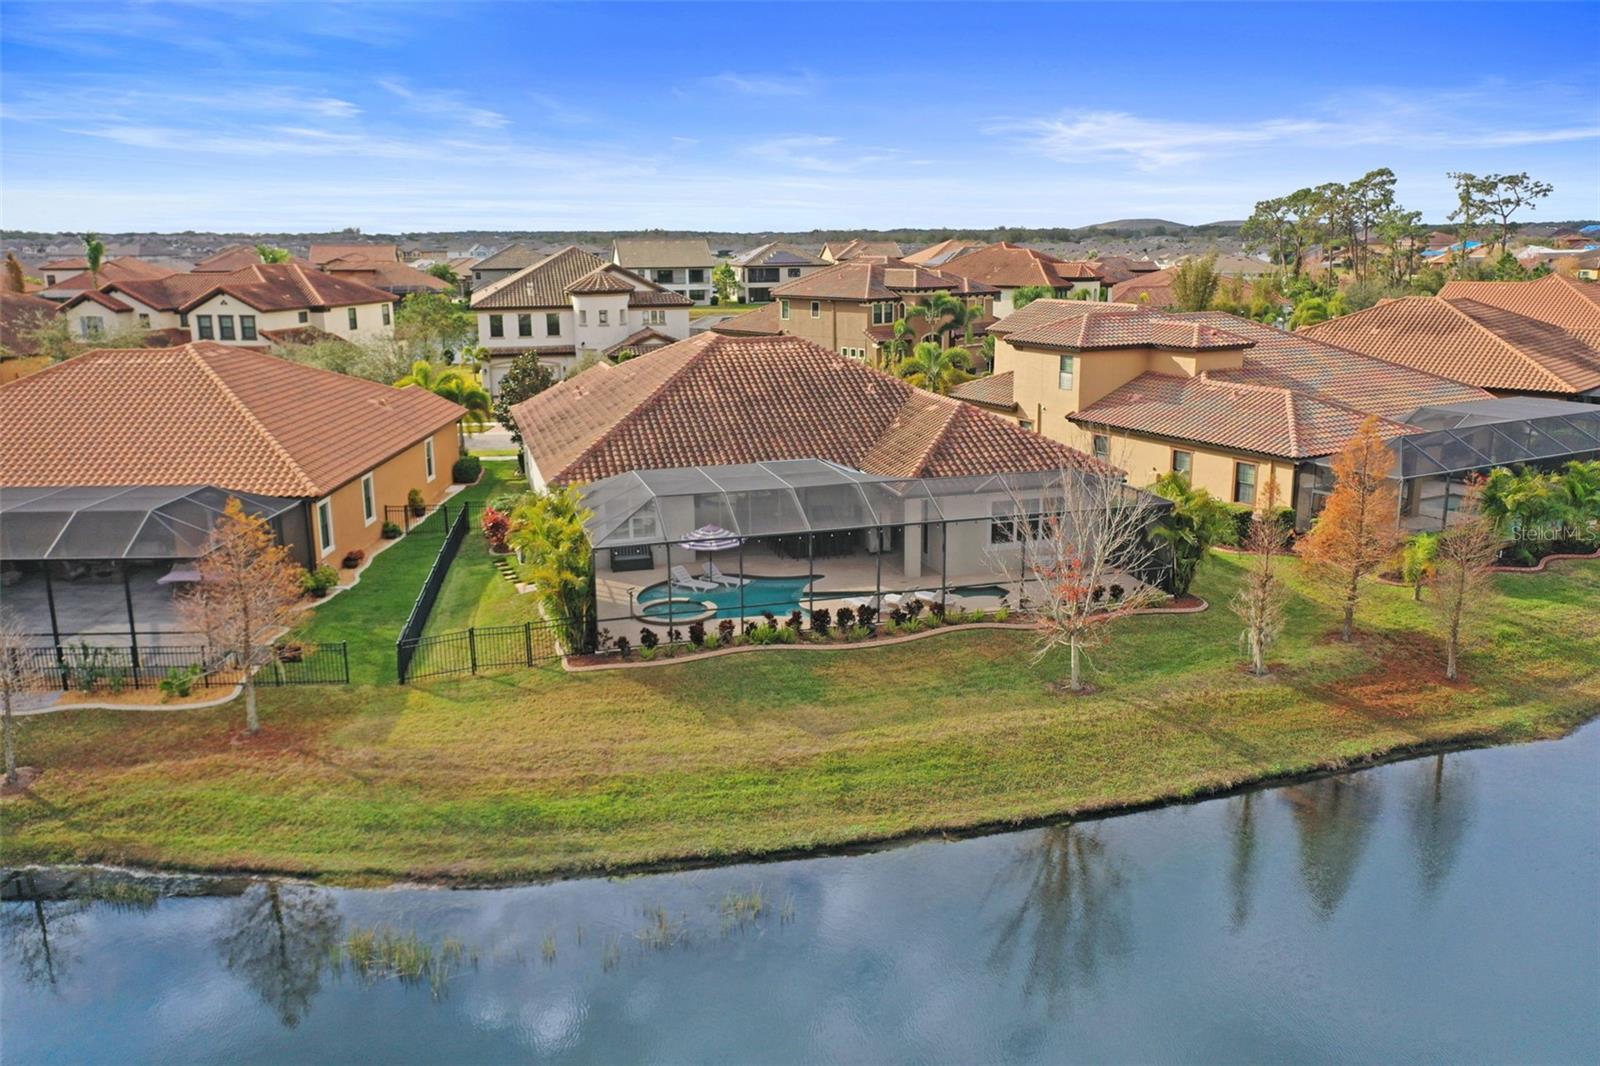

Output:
xmin=1295 ymin=399 xmax=1600 ymax=531
xmin=580 ymin=459 xmax=1169 ymax=636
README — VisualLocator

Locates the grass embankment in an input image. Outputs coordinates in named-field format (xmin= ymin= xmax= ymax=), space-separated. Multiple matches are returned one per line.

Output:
xmin=292 ymin=464 xmax=525 ymax=684
xmin=5 ymin=559 xmax=1597 ymax=884
xmin=690 ymin=302 xmax=766 ymax=319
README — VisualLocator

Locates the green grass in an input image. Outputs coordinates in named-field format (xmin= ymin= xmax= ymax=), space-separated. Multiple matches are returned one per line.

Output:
xmin=690 ymin=302 xmax=766 ymax=319
xmin=293 ymin=464 xmax=526 ymax=683
xmin=423 ymin=469 xmax=541 ymax=635
xmin=6 ymin=558 xmax=1597 ymax=885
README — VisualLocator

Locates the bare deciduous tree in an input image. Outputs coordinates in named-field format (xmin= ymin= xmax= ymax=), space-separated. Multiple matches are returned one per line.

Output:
xmin=1009 ymin=466 xmax=1168 ymax=693
xmin=175 ymin=499 xmax=305 ymax=734
xmin=1299 ymin=417 xmax=1406 ymax=641
xmin=0 ymin=609 xmax=42 ymax=785
xmin=1430 ymin=492 xmax=1503 ymax=681
xmin=1230 ymin=481 xmax=1292 ymax=677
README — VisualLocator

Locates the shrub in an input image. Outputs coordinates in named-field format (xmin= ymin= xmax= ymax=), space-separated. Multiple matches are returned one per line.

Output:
xmin=407 ymin=489 xmax=427 ymax=517
xmin=836 ymin=606 xmax=856 ymax=630
xmin=687 ymin=621 xmax=706 ymax=646
xmin=857 ymin=605 xmax=878 ymax=629
xmin=667 ymin=627 xmax=682 ymax=645
xmin=786 ymin=610 xmax=803 ymax=632
xmin=507 ymin=484 xmax=595 ymax=654
xmin=452 ymin=454 xmax=482 ymax=484
xmin=341 ymin=549 xmax=365 ymax=570
xmin=158 ymin=663 xmax=204 ymax=700
xmin=1109 ymin=583 xmax=1125 ymax=602
xmin=640 ymin=647 xmax=656 ymax=661
xmin=994 ymin=607 xmax=1011 ymax=622
xmin=301 ymin=565 xmax=339 ymax=597
xmin=810 ymin=608 xmax=832 ymax=637
xmin=717 ymin=619 xmax=735 ymax=644
xmin=703 ymin=633 xmax=721 ymax=650
xmin=381 ymin=521 xmax=403 ymax=539
xmin=480 ymin=505 xmax=510 ymax=552
xmin=613 ymin=635 xmax=631 ymax=659
xmin=275 ymin=641 xmax=305 ymax=662
xmin=848 ymin=625 xmax=870 ymax=642
xmin=638 ymin=627 xmax=659 ymax=651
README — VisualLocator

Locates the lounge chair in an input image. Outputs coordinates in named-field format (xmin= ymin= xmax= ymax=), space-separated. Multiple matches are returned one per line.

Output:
xmin=670 ymin=565 xmax=717 ymax=592
xmin=704 ymin=561 xmax=749 ymax=587
xmin=883 ymin=590 xmax=940 ymax=610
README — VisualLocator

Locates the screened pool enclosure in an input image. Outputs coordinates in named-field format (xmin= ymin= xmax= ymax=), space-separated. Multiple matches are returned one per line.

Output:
xmin=581 ymin=459 xmax=1170 ymax=635
xmin=1293 ymin=398 xmax=1600 ymax=531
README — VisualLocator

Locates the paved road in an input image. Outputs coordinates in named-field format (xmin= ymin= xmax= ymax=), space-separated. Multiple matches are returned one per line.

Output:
xmin=464 ymin=424 xmax=517 ymax=453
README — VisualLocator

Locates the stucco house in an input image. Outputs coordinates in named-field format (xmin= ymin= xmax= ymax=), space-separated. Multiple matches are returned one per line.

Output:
xmin=932 ymin=243 xmax=1104 ymax=314
xmin=612 ymin=238 xmax=718 ymax=305
xmin=470 ymin=245 xmax=692 ymax=393
xmin=731 ymin=242 xmax=829 ymax=303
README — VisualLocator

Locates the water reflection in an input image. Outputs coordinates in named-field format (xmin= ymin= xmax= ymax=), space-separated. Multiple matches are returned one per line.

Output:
xmin=1282 ymin=775 xmax=1383 ymax=919
xmin=1406 ymin=754 xmax=1475 ymax=902
xmin=215 ymin=883 xmax=341 ymax=1028
xmin=1 ymin=872 xmax=88 ymax=989
xmin=985 ymin=825 xmax=1131 ymax=1011
xmin=1226 ymin=793 xmax=1260 ymax=931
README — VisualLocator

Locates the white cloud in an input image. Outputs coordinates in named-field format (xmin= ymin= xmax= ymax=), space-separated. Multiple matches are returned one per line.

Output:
xmin=704 ymin=71 xmax=818 ymax=97
xmin=377 ymin=77 xmax=508 ymax=129
xmin=745 ymin=135 xmax=901 ymax=173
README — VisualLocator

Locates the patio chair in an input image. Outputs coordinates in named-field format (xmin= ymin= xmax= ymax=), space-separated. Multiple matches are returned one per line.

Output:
xmin=704 ymin=561 xmax=749 ymax=587
xmin=670 ymin=565 xmax=717 ymax=592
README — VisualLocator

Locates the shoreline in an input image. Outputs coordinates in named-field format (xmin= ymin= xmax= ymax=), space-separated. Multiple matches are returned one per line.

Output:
xmin=7 ymin=710 xmax=1592 ymax=894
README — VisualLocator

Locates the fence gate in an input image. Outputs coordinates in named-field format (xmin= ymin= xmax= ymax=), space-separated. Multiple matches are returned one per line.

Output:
xmin=397 ymin=621 xmax=563 ymax=683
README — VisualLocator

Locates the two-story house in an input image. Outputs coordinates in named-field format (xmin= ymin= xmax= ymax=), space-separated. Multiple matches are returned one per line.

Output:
xmin=768 ymin=259 xmax=997 ymax=363
xmin=731 ymin=242 xmax=829 ymax=303
xmin=470 ymin=245 xmax=692 ymax=394
xmin=933 ymin=242 xmax=1104 ymax=315
xmin=820 ymin=239 xmax=904 ymax=263
xmin=470 ymin=243 xmax=544 ymax=291
xmin=611 ymin=238 xmax=717 ymax=305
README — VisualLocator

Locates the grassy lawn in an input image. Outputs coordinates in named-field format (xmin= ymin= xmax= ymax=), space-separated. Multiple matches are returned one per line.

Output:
xmin=690 ymin=302 xmax=766 ymax=319
xmin=5 ymin=557 xmax=1597 ymax=885
xmin=292 ymin=463 xmax=526 ymax=684
xmin=423 ymin=467 xmax=540 ymax=635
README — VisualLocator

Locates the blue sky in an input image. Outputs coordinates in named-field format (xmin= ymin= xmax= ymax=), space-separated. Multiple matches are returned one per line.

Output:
xmin=2 ymin=1 xmax=1597 ymax=233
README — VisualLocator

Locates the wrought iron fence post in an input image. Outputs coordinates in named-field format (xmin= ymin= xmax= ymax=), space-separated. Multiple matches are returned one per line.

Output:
xmin=523 ymin=621 xmax=533 ymax=666
xmin=340 ymin=641 xmax=350 ymax=684
xmin=468 ymin=627 xmax=478 ymax=674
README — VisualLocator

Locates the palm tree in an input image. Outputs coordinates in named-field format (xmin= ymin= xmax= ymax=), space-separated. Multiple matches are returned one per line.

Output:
xmin=905 ymin=291 xmax=967 ymax=348
xmin=254 ymin=244 xmax=292 ymax=264
xmin=395 ymin=360 xmax=491 ymax=435
xmin=896 ymin=341 xmax=973 ymax=395
xmin=82 ymin=234 xmax=105 ymax=284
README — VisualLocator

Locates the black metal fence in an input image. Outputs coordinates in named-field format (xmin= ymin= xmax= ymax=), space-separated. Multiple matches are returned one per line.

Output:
xmin=394 ymin=505 xmax=472 ymax=683
xmin=398 ymin=621 xmax=564 ymax=683
xmin=384 ymin=500 xmax=475 ymax=537
xmin=8 ymin=640 xmax=349 ymax=693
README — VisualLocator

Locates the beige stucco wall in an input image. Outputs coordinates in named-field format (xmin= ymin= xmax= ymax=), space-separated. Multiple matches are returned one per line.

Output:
xmin=1062 ymin=422 xmax=1296 ymax=504
xmin=311 ymin=424 xmax=461 ymax=562
xmin=186 ymin=293 xmax=394 ymax=346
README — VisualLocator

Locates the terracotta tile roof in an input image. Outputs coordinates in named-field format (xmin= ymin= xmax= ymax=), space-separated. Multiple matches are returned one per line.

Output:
xmin=603 ymin=327 xmax=678 ymax=358
xmin=901 ymin=239 xmax=986 ymax=267
xmin=192 ymin=246 xmax=314 ymax=273
xmin=1085 ymin=256 xmax=1161 ymax=286
xmin=43 ymin=257 xmax=177 ymax=294
xmin=1005 ymin=309 xmax=1254 ymax=351
xmin=259 ymin=325 xmax=354 ymax=347
xmin=771 ymin=260 xmax=997 ymax=301
xmin=731 ymin=242 xmax=828 ymax=268
xmin=178 ymin=263 xmax=396 ymax=314
xmin=612 ymin=238 xmax=716 ymax=269
xmin=1 ymin=291 xmax=60 ymax=356
xmin=60 ymin=289 xmax=135 ymax=313
xmin=485 ymin=344 xmax=577 ymax=359
xmin=90 ymin=273 xmax=228 ymax=312
xmin=308 ymin=243 xmax=399 ymax=266
xmin=821 ymin=239 xmax=905 ymax=262
xmin=471 ymin=247 xmax=686 ymax=310
xmin=1110 ymin=266 xmax=1179 ymax=308
xmin=41 ymin=257 xmax=89 ymax=270
xmin=989 ymin=298 xmax=1139 ymax=336
xmin=0 ymin=342 xmax=463 ymax=497
xmin=473 ymin=243 xmax=544 ymax=271
xmin=321 ymin=258 xmax=452 ymax=294
xmin=710 ymin=303 xmax=783 ymax=336
xmin=933 ymin=243 xmax=1101 ymax=289
xmin=948 ymin=371 xmax=1016 ymax=411
xmin=511 ymin=332 xmax=1107 ymax=484
xmin=1071 ymin=372 xmax=1407 ymax=459
xmin=1302 ymin=295 xmax=1600 ymax=396
xmin=1436 ymin=274 xmax=1600 ymax=348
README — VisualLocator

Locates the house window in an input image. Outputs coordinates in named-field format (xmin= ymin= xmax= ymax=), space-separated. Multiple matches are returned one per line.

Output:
xmin=619 ymin=309 xmax=628 ymax=325
xmin=748 ymin=268 xmax=779 ymax=283
xmin=196 ymin=314 xmax=214 ymax=339
xmin=382 ymin=303 xmax=392 ymax=326
xmin=780 ymin=299 xmax=790 ymax=320
xmin=218 ymin=315 xmax=236 ymax=341
xmin=1092 ymin=434 xmax=1110 ymax=461
xmin=80 ymin=316 xmax=104 ymax=339
xmin=545 ymin=312 xmax=560 ymax=336
xmin=317 ymin=498 xmax=335 ymax=556
xmin=241 ymin=315 xmax=257 ymax=341
xmin=579 ymin=309 xmax=587 ymax=326
xmin=518 ymin=313 xmax=532 ymax=337
xmin=644 ymin=309 xmax=666 ymax=326
xmin=489 ymin=314 xmax=504 ymax=338
xmin=787 ymin=267 xmax=801 ymax=277
xmin=46 ymin=274 xmax=56 ymax=285
xmin=598 ymin=309 xmax=609 ymax=326
xmin=425 ymin=438 xmax=436 ymax=482
xmin=347 ymin=307 xmax=359 ymax=330
xmin=872 ymin=301 xmax=895 ymax=325
xmin=297 ymin=310 xmax=308 ymax=323
xmin=1172 ymin=450 xmax=1193 ymax=477
xmin=1234 ymin=462 xmax=1258 ymax=505
xmin=1019 ymin=419 xmax=1036 ymax=431
xmin=361 ymin=473 xmax=376 ymax=526
xmin=688 ymin=269 xmax=705 ymax=284
xmin=1058 ymin=355 xmax=1074 ymax=390
xmin=137 ymin=313 xmax=150 ymax=327
xmin=654 ymin=269 xmax=673 ymax=284
xmin=810 ymin=301 xmax=820 ymax=318
xmin=688 ymin=290 xmax=706 ymax=302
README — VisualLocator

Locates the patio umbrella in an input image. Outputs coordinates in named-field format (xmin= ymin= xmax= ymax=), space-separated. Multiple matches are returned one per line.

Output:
xmin=678 ymin=524 xmax=741 ymax=552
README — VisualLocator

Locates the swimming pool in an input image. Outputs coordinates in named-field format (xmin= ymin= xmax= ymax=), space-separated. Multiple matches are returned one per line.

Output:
xmin=636 ymin=574 xmax=817 ymax=622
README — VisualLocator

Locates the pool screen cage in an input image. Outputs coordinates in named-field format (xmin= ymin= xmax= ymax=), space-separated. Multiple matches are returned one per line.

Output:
xmin=580 ymin=458 xmax=1172 ymax=641
xmin=1293 ymin=398 xmax=1600 ymax=531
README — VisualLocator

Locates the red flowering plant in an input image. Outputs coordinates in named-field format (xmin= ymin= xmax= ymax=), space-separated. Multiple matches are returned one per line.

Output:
xmin=480 ymin=505 xmax=511 ymax=553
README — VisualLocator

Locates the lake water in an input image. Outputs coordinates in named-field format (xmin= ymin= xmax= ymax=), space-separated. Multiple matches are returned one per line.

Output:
xmin=5 ymin=723 xmax=1598 ymax=1065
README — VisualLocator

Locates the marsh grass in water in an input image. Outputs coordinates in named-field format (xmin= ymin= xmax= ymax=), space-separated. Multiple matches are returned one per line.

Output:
xmin=333 ymin=926 xmax=478 ymax=998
